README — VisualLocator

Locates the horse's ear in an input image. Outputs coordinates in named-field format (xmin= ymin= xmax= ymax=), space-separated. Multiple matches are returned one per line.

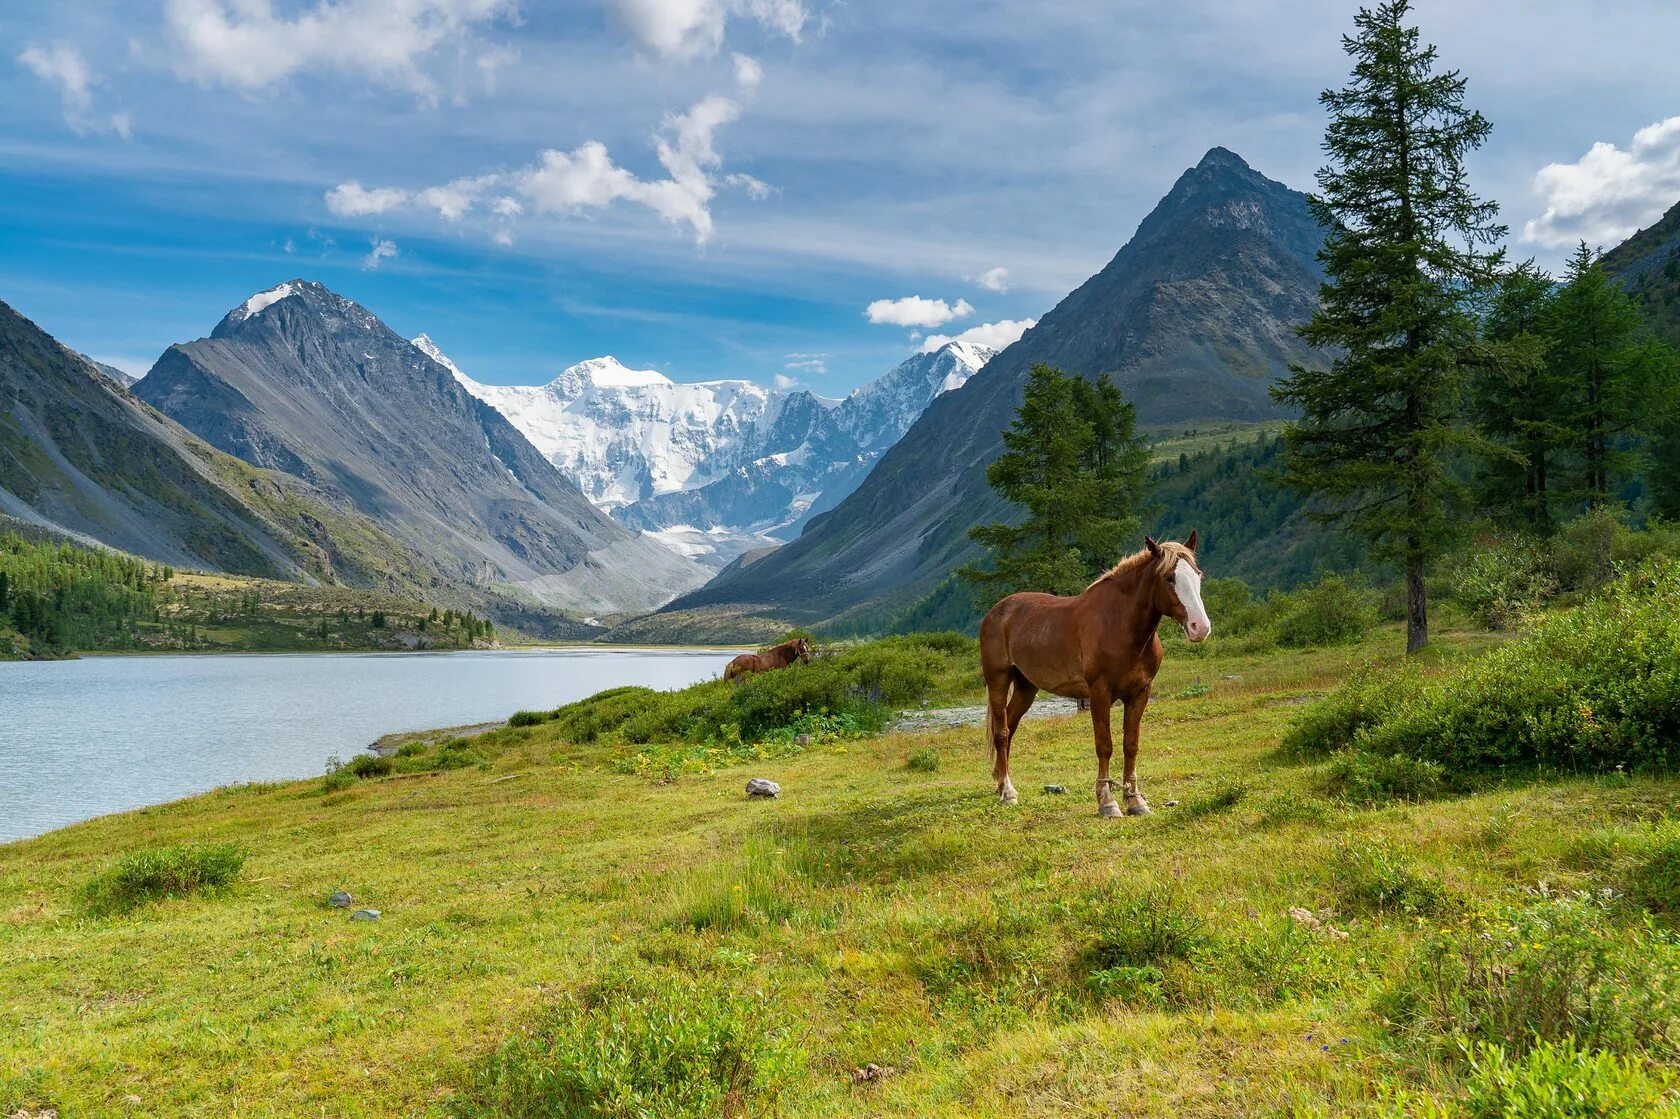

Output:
xmin=1144 ymin=536 xmax=1161 ymax=556
xmin=1185 ymin=530 xmax=1198 ymax=552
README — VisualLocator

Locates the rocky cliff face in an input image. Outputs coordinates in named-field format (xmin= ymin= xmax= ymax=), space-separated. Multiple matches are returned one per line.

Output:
xmin=1603 ymin=197 xmax=1680 ymax=347
xmin=135 ymin=281 xmax=707 ymax=617
xmin=667 ymin=147 xmax=1328 ymax=624
xmin=428 ymin=337 xmax=994 ymax=570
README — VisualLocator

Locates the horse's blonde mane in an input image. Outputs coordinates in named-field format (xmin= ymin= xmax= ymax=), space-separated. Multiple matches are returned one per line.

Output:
xmin=1089 ymin=542 xmax=1197 ymax=590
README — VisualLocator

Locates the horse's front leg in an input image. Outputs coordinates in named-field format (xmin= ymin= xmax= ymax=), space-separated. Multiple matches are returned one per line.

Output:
xmin=1089 ymin=683 xmax=1122 ymax=817
xmin=1120 ymin=693 xmax=1150 ymax=816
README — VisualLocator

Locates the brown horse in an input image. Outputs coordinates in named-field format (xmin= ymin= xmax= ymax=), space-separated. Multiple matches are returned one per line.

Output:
xmin=979 ymin=534 xmax=1210 ymax=817
xmin=724 ymin=636 xmax=813 ymax=681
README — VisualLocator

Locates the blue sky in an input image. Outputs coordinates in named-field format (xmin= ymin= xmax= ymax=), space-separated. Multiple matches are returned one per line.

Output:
xmin=5 ymin=1 xmax=1680 ymax=392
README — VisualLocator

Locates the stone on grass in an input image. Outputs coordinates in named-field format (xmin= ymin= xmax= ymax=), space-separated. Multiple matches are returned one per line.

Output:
xmin=1042 ymin=784 xmax=1067 ymax=795
xmin=746 ymin=778 xmax=781 ymax=799
xmin=349 ymin=908 xmax=381 ymax=922
xmin=329 ymin=891 xmax=353 ymax=909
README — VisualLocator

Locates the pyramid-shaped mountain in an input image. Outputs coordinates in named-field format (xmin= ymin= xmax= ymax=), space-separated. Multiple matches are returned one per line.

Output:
xmin=668 ymin=148 xmax=1327 ymax=625
xmin=135 ymin=281 xmax=706 ymax=616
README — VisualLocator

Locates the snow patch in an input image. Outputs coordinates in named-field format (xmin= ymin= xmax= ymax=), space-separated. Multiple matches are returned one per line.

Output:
xmin=235 ymin=282 xmax=299 ymax=320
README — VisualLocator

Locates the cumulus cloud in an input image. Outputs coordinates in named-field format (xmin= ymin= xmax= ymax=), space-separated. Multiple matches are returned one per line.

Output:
xmin=1523 ymin=116 xmax=1680 ymax=249
xmin=732 ymin=52 xmax=763 ymax=91
xmin=605 ymin=0 xmax=809 ymax=61
xmin=773 ymin=372 xmax=801 ymax=390
xmin=17 ymin=41 xmax=130 ymax=137
xmin=325 ymin=181 xmax=410 ymax=217
xmin=323 ymin=94 xmax=763 ymax=244
xmin=919 ymin=318 xmax=1036 ymax=353
xmin=363 ymin=238 xmax=399 ymax=269
xmin=973 ymin=266 xmax=1011 ymax=293
xmin=864 ymin=296 xmax=973 ymax=328
xmin=784 ymin=352 xmax=826 ymax=375
xmin=163 ymin=0 xmax=517 ymax=95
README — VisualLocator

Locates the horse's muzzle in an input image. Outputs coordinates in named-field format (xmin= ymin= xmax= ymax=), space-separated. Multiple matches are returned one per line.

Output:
xmin=1182 ymin=619 xmax=1210 ymax=643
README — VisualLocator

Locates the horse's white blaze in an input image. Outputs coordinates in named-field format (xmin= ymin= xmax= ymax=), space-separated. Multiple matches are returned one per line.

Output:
xmin=1176 ymin=562 xmax=1211 ymax=642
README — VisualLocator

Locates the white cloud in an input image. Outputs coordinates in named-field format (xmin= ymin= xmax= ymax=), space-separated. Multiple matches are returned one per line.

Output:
xmin=919 ymin=318 xmax=1036 ymax=353
xmin=864 ymin=295 xmax=973 ymax=328
xmin=18 ymin=41 xmax=131 ymax=137
xmin=605 ymin=0 xmax=809 ymax=61
xmin=784 ymin=353 xmax=826 ymax=374
xmin=1523 ymin=116 xmax=1680 ymax=249
xmin=732 ymin=52 xmax=763 ymax=91
xmin=326 ymin=181 xmax=411 ymax=217
xmin=491 ymin=228 xmax=514 ymax=246
xmin=773 ymin=372 xmax=800 ymax=390
xmin=974 ymin=266 xmax=1011 ymax=293
xmin=363 ymin=238 xmax=400 ymax=269
xmin=283 ymin=236 xmax=296 ymax=254
xmin=324 ymin=94 xmax=763 ymax=244
xmin=163 ymin=0 xmax=517 ymax=95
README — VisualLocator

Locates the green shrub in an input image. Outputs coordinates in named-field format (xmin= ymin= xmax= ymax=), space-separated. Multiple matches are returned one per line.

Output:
xmin=541 ymin=634 xmax=979 ymax=778
xmin=507 ymin=709 xmax=554 ymax=728
xmin=906 ymin=747 xmax=940 ymax=772
xmin=1331 ymin=840 xmax=1451 ymax=916
xmin=458 ymin=971 xmax=806 ymax=1119
xmin=1632 ymin=827 xmax=1680 ymax=917
xmin=1384 ymin=1040 xmax=1680 ymax=1118
xmin=83 ymin=843 xmax=246 ymax=914
xmin=1376 ymin=892 xmax=1680 ymax=1055
xmin=1083 ymin=879 xmax=1207 ymax=969
xmin=1272 ymin=574 xmax=1378 ymax=648
xmin=1281 ymin=660 xmax=1421 ymax=758
xmin=1293 ymin=560 xmax=1680 ymax=777
xmin=346 ymin=753 xmax=394 ymax=778
xmin=395 ymin=740 xmax=427 ymax=758
xmin=434 ymin=741 xmax=488 ymax=770
xmin=1323 ymin=750 xmax=1448 ymax=805
xmin=1451 ymin=536 xmax=1558 ymax=630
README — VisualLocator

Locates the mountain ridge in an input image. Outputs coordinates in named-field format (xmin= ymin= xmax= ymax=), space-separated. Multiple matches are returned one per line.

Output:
xmin=429 ymin=336 xmax=994 ymax=570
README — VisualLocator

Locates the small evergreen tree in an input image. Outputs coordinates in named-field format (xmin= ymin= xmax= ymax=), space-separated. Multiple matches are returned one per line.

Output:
xmin=961 ymin=363 xmax=1149 ymax=602
xmin=1272 ymin=0 xmax=1505 ymax=652
xmin=1546 ymin=243 xmax=1676 ymax=507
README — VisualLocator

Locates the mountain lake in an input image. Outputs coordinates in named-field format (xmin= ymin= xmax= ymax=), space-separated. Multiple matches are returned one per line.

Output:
xmin=0 ymin=647 xmax=734 ymax=844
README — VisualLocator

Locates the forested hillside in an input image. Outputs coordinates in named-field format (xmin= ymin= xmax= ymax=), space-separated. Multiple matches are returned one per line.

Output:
xmin=0 ymin=529 xmax=493 ymax=659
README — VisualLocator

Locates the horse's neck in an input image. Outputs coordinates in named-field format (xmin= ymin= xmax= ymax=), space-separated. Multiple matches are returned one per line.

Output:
xmin=1087 ymin=568 xmax=1161 ymax=650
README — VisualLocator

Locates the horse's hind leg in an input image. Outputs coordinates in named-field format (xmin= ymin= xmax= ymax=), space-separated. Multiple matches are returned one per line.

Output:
xmin=985 ymin=669 xmax=1018 ymax=804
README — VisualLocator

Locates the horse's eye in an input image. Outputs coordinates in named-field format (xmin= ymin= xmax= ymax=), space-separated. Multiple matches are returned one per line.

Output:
xmin=1167 ymin=574 xmax=1176 ymax=584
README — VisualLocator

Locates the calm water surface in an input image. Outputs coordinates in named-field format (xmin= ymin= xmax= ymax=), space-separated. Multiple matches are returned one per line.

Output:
xmin=0 ymin=648 xmax=733 ymax=843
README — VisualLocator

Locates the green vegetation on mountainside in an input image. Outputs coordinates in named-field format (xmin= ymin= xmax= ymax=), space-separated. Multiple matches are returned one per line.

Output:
xmin=0 ymin=529 xmax=493 ymax=659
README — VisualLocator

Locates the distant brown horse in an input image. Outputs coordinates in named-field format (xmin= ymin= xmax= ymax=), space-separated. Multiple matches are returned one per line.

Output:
xmin=724 ymin=637 xmax=813 ymax=681
xmin=980 ymin=534 xmax=1210 ymax=817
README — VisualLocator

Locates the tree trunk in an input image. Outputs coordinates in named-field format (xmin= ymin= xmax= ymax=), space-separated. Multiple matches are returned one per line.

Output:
xmin=1406 ymin=554 xmax=1429 ymax=654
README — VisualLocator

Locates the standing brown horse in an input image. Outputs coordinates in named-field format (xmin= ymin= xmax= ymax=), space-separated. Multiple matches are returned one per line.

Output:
xmin=724 ymin=636 xmax=813 ymax=681
xmin=979 ymin=534 xmax=1210 ymax=817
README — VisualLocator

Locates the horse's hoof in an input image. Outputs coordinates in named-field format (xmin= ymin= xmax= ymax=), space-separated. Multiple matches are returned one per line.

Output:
xmin=1098 ymin=802 xmax=1123 ymax=818
xmin=1125 ymin=800 xmax=1152 ymax=817
xmin=998 ymin=782 xmax=1019 ymax=806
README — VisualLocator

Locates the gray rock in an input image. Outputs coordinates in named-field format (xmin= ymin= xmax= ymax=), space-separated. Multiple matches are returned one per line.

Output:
xmin=329 ymin=891 xmax=353 ymax=908
xmin=349 ymin=908 xmax=381 ymax=921
xmin=1043 ymin=784 xmax=1067 ymax=795
xmin=794 ymin=734 xmax=811 ymax=747
xmin=1165 ymin=800 xmax=1180 ymax=808
xmin=746 ymin=778 xmax=781 ymax=799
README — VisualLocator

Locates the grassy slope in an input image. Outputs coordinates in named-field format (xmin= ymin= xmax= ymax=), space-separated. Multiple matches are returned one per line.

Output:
xmin=1 ymin=625 xmax=1671 ymax=1116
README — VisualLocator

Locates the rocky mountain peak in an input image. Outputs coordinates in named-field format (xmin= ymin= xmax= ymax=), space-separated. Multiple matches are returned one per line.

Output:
xmin=210 ymin=279 xmax=382 ymax=341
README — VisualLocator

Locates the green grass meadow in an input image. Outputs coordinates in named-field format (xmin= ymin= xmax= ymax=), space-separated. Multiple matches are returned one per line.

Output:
xmin=2 ymin=620 xmax=1677 ymax=1116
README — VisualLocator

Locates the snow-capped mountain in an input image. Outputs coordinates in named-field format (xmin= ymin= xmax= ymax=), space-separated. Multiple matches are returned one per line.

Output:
xmin=419 ymin=337 xmax=994 ymax=569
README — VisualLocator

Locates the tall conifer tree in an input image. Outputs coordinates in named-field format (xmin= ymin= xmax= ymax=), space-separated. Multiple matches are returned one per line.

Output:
xmin=1273 ymin=0 xmax=1505 ymax=652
